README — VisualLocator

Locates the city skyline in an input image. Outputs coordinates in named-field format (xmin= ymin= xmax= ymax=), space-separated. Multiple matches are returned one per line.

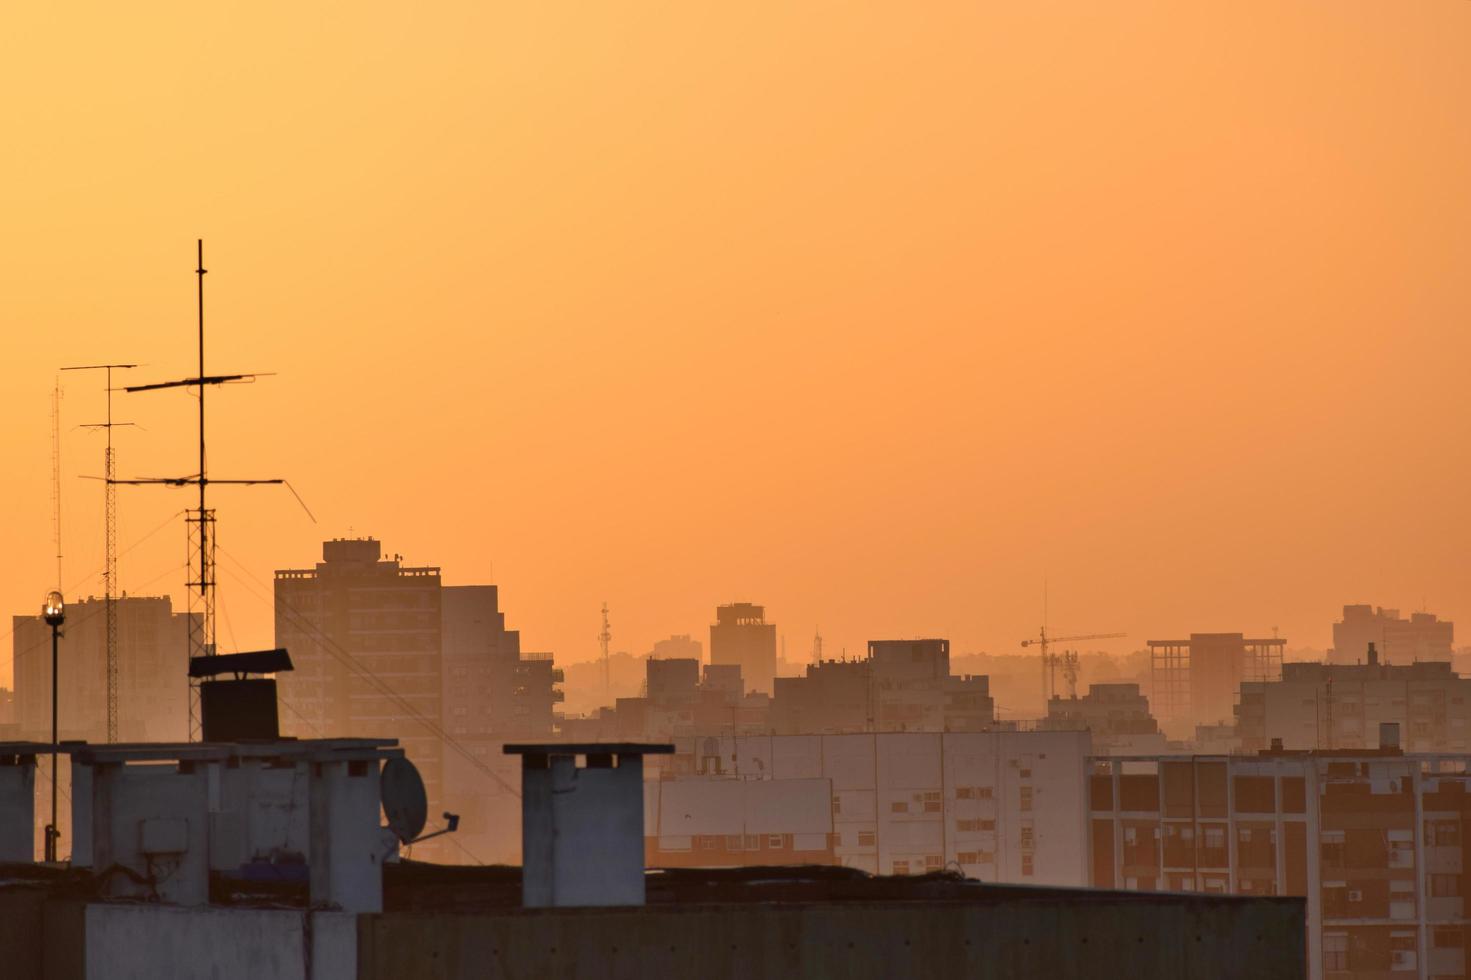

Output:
xmin=3 ymin=4 xmax=1468 ymax=977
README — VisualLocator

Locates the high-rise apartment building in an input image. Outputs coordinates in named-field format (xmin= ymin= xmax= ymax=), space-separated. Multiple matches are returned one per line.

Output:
xmin=1333 ymin=605 xmax=1454 ymax=665
xmin=274 ymin=540 xmax=563 ymax=864
xmin=710 ymin=603 xmax=777 ymax=695
xmin=274 ymin=538 xmax=446 ymax=818
xmin=12 ymin=594 xmax=194 ymax=743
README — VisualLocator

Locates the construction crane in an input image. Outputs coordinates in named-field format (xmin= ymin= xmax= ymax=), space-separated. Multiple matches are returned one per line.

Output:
xmin=1021 ymin=629 xmax=1126 ymax=706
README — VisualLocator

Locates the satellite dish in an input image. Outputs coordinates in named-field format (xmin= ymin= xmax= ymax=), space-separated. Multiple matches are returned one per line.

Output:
xmin=381 ymin=757 xmax=428 ymax=844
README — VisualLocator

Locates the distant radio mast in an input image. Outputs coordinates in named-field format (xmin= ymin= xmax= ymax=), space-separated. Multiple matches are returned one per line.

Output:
xmin=61 ymin=361 xmax=138 ymax=743
xmin=599 ymin=602 xmax=612 ymax=693
xmin=115 ymin=240 xmax=312 ymax=740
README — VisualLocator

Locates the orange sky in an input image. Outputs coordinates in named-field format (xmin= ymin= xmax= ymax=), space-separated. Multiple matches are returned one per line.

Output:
xmin=3 ymin=2 xmax=1470 ymax=690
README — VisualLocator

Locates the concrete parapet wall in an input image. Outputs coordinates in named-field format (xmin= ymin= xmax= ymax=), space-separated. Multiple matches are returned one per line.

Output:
xmin=77 ymin=904 xmax=355 ymax=980
xmin=358 ymin=896 xmax=1305 ymax=980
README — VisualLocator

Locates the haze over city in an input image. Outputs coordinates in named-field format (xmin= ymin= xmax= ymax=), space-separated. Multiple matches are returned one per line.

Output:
xmin=4 ymin=2 xmax=1470 ymax=689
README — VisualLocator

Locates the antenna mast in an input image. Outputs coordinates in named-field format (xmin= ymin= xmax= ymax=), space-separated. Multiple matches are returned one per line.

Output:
xmin=599 ymin=602 xmax=612 ymax=694
xmin=117 ymin=240 xmax=310 ymax=740
xmin=61 ymin=362 xmax=138 ymax=743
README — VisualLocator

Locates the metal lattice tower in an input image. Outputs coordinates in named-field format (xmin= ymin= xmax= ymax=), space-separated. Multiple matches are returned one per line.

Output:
xmin=599 ymin=602 xmax=612 ymax=694
xmin=61 ymin=362 xmax=137 ymax=743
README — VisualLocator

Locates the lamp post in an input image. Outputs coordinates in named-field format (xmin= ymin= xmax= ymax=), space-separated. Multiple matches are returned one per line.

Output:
xmin=42 ymin=591 xmax=64 ymax=863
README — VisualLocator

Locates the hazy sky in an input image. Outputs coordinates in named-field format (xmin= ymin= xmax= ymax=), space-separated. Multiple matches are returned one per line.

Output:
xmin=3 ymin=3 xmax=1469 ymax=688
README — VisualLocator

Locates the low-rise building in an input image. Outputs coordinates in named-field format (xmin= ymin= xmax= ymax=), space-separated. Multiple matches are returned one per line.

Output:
xmin=1237 ymin=648 xmax=1471 ymax=753
xmin=1040 ymin=683 xmax=1167 ymax=755
xmin=644 ymin=731 xmax=1091 ymax=885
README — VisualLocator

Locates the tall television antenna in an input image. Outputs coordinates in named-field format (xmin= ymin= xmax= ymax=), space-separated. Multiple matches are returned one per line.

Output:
xmin=114 ymin=240 xmax=312 ymax=740
xmin=60 ymin=361 xmax=137 ymax=743
xmin=598 ymin=602 xmax=612 ymax=694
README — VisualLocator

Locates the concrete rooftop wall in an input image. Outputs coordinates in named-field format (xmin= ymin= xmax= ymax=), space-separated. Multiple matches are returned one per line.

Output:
xmin=357 ymin=895 xmax=1305 ymax=980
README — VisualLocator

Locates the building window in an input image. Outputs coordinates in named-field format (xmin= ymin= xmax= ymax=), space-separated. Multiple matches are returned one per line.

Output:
xmin=893 ymin=860 xmax=910 ymax=875
xmin=977 ymin=787 xmax=994 ymax=800
xmin=924 ymin=855 xmax=942 ymax=870
xmin=1431 ymin=874 xmax=1462 ymax=898
xmin=957 ymin=787 xmax=975 ymax=800
xmin=1020 ymin=787 xmax=1034 ymax=812
xmin=767 ymin=834 xmax=785 ymax=849
xmin=957 ymin=851 xmax=978 ymax=864
xmin=1320 ymin=830 xmax=1345 ymax=866
xmin=923 ymin=791 xmax=942 ymax=813
xmin=1021 ymin=854 xmax=1034 ymax=876
xmin=891 ymin=801 xmax=908 ymax=813
xmin=1322 ymin=934 xmax=1347 ymax=973
xmin=858 ymin=831 xmax=876 ymax=847
xmin=1433 ymin=926 xmax=1464 ymax=948
xmin=833 ymin=795 xmax=842 ymax=815
xmin=1428 ymin=820 xmax=1461 ymax=847
xmin=1019 ymin=769 xmax=1032 ymax=780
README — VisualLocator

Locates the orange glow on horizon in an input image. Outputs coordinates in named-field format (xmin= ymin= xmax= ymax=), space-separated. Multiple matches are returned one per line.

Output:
xmin=3 ymin=2 xmax=1470 ymax=690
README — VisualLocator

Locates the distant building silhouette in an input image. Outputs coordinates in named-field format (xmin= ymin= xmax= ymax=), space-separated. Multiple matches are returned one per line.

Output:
xmin=649 ymin=634 xmax=702 ymax=661
xmin=275 ymin=538 xmax=447 ymax=834
xmin=11 ymin=594 xmax=194 ymax=743
xmin=1039 ymin=683 xmax=1166 ymax=754
xmin=1331 ymin=604 xmax=1453 ymax=665
xmin=274 ymin=538 xmax=563 ymax=862
xmin=710 ymin=603 xmax=777 ymax=695
xmin=770 ymin=639 xmax=995 ymax=734
xmin=1148 ymin=633 xmax=1284 ymax=736
xmin=441 ymin=585 xmax=562 ymax=738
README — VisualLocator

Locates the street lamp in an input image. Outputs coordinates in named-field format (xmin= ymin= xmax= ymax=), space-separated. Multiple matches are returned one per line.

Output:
xmin=42 ymin=591 xmax=64 ymax=863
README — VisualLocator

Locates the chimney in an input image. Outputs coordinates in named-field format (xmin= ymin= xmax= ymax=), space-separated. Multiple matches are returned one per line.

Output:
xmin=1366 ymin=642 xmax=1379 ymax=667
xmin=190 ymin=648 xmax=294 ymax=741
xmin=1379 ymin=722 xmax=1400 ymax=752
xmin=504 ymin=742 xmax=673 ymax=907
